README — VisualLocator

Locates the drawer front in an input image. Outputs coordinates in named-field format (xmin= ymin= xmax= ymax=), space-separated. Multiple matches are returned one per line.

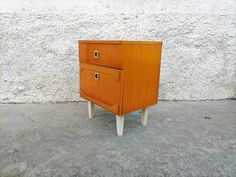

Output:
xmin=80 ymin=63 xmax=122 ymax=114
xmin=79 ymin=43 xmax=123 ymax=69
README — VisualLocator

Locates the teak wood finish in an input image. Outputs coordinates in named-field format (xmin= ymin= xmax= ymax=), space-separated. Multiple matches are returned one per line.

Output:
xmin=79 ymin=40 xmax=162 ymax=136
xmin=80 ymin=63 xmax=122 ymax=114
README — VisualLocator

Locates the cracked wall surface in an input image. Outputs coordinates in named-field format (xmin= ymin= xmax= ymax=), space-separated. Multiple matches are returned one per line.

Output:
xmin=0 ymin=0 xmax=235 ymax=103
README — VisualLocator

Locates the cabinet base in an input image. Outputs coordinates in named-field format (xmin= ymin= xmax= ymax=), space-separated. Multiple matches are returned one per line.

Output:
xmin=87 ymin=101 xmax=149 ymax=136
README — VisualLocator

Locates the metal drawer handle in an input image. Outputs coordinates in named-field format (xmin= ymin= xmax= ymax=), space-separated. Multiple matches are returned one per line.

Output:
xmin=94 ymin=72 xmax=100 ymax=80
xmin=94 ymin=50 xmax=100 ymax=59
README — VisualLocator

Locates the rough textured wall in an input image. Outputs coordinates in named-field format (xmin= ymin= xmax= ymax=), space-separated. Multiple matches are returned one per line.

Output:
xmin=0 ymin=0 xmax=235 ymax=103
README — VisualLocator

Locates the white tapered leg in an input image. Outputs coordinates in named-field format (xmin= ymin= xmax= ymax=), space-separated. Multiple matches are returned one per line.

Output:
xmin=140 ymin=108 xmax=149 ymax=126
xmin=88 ymin=101 xmax=95 ymax=119
xmin=116 ymin=115 xmax=124 ymax=136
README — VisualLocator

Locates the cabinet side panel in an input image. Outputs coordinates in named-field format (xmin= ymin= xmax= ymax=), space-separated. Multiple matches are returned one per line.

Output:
xmin=121 ymin=44 xmax=162 ymax=115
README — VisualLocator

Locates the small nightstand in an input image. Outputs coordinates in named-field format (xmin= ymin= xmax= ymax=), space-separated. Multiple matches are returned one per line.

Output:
xmin=79 ymin=40 xmax=162 ymax=136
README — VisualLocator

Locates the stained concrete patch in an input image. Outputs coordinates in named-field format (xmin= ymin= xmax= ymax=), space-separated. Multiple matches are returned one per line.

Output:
xmin=0 ymin=101 xmax=235 ymax=176
xmin=0 ymin=162 xmax=26 ymax=177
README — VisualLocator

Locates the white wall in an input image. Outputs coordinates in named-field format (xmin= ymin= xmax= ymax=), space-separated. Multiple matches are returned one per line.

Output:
xmin=0 ymin=0 xmax=235 ymax=14
xmin=0 ymin=0 xmax=235 ymax=103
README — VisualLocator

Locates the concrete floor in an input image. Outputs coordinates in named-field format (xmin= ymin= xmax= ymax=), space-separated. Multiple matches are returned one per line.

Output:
xmin=0 ymin=101 xmax=235 ymax=177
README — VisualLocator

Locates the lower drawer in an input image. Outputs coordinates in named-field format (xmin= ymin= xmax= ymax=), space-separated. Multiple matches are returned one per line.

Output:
xmin=80 ymin=63 xmax=122 ymax=114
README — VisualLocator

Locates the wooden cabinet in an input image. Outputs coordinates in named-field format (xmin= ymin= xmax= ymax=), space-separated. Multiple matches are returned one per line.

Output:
xmin=79 ymin=40 xmax=162 ymax=136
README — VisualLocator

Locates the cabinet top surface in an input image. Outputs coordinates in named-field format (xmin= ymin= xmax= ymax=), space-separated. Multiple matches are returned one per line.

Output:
xmin=79 ymin=40 xmax=162 ymax=45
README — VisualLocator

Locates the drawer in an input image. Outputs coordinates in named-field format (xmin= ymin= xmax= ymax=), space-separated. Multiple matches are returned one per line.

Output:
xmin=80 ymin=63 xmax=122 ymax=114
xmin=79 ymin=43 xmax=123 ymax=69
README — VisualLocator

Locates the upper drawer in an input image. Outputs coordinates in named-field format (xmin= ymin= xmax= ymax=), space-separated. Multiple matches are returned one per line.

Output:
xmin=79 ymin=43 xmax=123 ymax=69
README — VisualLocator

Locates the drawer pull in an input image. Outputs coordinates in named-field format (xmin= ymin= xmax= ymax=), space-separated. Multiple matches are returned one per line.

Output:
xmin=94 ymin=50 xmax=100 ymax=59
xmin=94 ymin=72 xmax=100 ymax=80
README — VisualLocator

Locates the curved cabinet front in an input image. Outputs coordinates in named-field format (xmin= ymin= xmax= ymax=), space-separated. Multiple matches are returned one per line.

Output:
xmin=80 ymin=63 xmax=122 ymax=114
